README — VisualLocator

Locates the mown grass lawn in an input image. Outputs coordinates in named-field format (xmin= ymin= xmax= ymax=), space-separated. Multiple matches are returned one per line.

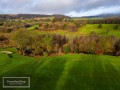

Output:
xmin=0 ymin=48 xmax=120 ymax=90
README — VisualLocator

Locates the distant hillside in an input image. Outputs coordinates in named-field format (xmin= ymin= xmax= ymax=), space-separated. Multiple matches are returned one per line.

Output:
xmin=0 ymin=14 xmax=71 ymax=19
xmin=81 ymin=14 xmax=120 ymax=18
xmin=53 ymin=14 xmax=71 ymax=18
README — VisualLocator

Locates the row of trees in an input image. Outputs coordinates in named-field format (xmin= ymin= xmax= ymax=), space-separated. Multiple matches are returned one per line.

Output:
xmin=65 ymin=35 xmax=120 ymax=56
xmin=87 ymin=18 xmax=120 ymax=24
xmin=39 ymin=21 xmax=81 ymax=31
xmin=12 ymin=30 xmax=68 ymax=56
xmin=33 ymin=20 xmax=86 ymax=31
xmin=12 ymin=30 xmax=120 ymax=56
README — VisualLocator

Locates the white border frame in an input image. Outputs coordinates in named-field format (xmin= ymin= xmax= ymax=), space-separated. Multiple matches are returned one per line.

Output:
xmin=3 ymin=77 xmax=30 ymax=88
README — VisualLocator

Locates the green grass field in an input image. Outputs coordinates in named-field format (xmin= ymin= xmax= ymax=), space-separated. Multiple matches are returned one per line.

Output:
xmin=0 ymin=48 xmax=120 ymax=90
xmin=27 ymin=25 xmax=39 ymax=30
xmin=38 ymin=24 xmax=120 ymax=39
xmin=80 ymin=24 xmax=120 ymax=36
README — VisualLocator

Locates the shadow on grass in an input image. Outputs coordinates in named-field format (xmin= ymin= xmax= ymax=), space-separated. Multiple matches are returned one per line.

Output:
xmin=30 ymin=57 xmax=68 ymax=90
xmin=0 ymin=56 xmax=68 ymax=90
xmin=59 ymin=55 xmax=120 ymax=90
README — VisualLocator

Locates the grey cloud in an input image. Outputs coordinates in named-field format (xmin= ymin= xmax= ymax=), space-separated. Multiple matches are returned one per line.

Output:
xmin=0 ymin=0 xmax=120 ymax=16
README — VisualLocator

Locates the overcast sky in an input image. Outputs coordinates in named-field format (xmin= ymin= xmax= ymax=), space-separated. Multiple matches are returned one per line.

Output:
xmin=0 ymin=0 xmax=120 ymax=17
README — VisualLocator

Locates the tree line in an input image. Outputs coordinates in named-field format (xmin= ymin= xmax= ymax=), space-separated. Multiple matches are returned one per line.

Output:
xmin=10 ymin=30 xmax=120 ymax=56
xmin=87 ymin=18 xmax=120 ymax=24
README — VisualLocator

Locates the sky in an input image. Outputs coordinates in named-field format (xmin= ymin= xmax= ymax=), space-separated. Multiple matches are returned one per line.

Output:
xmin=0 ymin=0 xmax=120 ymax=17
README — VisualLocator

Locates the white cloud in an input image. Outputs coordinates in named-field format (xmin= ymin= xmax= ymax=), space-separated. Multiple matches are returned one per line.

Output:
xmin=66 ymin=6 xmax=120 ymax=17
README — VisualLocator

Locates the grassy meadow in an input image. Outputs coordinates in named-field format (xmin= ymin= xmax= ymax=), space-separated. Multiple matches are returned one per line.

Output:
xmin=38 ymin=24 xmax=120 ymax=38
xmin=0 ymin=48 xmax=120 ymax=90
